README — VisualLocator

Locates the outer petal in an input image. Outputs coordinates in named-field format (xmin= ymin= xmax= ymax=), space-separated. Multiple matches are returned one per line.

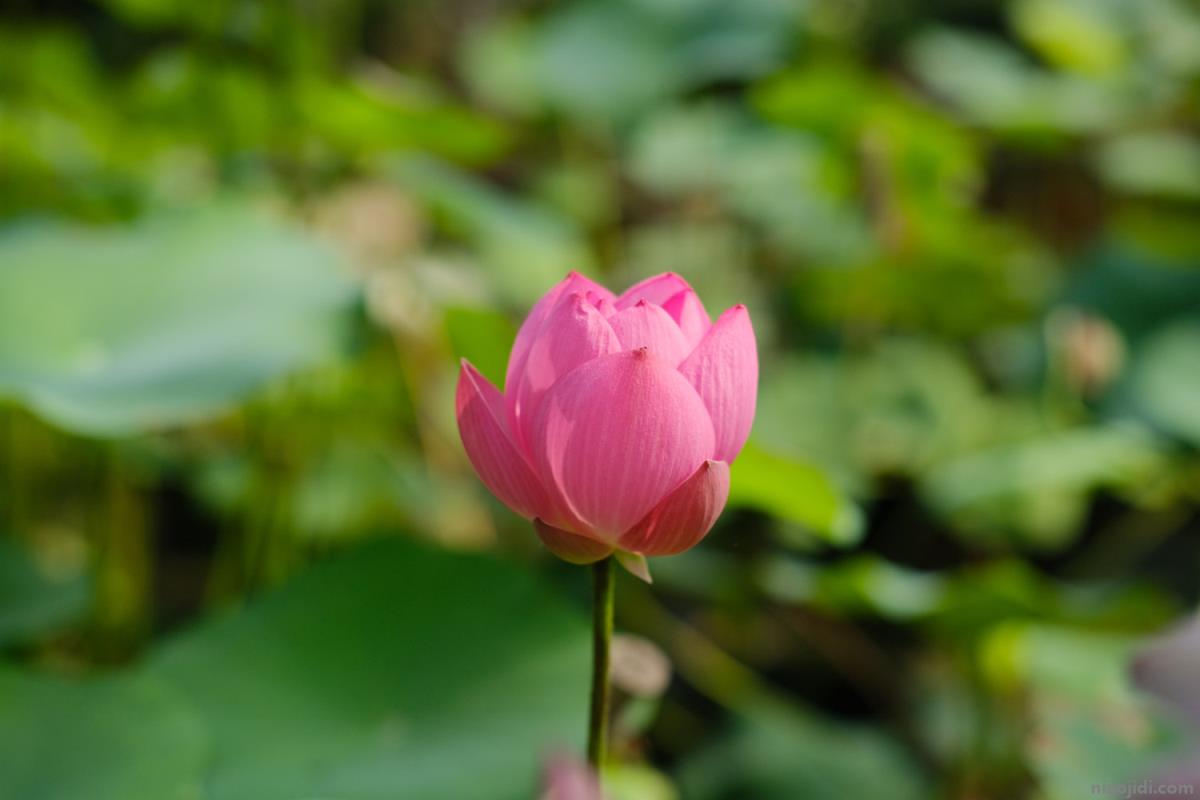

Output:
xmin=532 ymin=349 xmax=716 ymax=540
xmin=510 ymin=291 xmax=621 ymax=448
xmin=661 ymin=288 xmax=711 ymax=351
xmin=455 ymin=360 xmax=552 ymax=520
xmin=505 ymin=272 xmax=615 ymax=396
xmin=615 ymin=272 xmax=696 ymax=310
xmin=678 ymin=305 xmax=757 ymax=463
xmin=618 ymin=460 xmax=730 ymax=556
xmin=534 ymin=519 xmax=613 ymax=564
xmin=608 ymin=300 xmax=691 ymax=366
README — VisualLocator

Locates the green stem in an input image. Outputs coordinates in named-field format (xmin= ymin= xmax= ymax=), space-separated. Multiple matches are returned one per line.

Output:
xmin=587 ymin=556 xmax=615 ymax=769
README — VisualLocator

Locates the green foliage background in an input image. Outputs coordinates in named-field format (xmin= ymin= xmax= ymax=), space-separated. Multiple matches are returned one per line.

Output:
xmin=1 ymin=0 xmax=1199 ymax=797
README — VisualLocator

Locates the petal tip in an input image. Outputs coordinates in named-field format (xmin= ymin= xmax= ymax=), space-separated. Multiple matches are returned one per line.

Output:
xmin=458 ymin=358 xmax=493 ymax=392
xmin=616 ymin=550 xmax=653 ymax=584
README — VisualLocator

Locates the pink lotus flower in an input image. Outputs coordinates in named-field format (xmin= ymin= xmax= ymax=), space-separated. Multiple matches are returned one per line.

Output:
xmin=455 ymin=272 xmax=757 ymax=568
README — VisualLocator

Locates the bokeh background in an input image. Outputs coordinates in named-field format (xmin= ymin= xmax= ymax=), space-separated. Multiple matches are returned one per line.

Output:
xmin=2 ymin=0 xmax=1200 ymax=798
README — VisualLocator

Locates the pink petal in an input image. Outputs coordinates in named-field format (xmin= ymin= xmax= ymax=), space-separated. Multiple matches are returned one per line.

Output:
xmin=615 ymin=272 xmax=695 ymax=310
xmin=661 ymin=288 xmax=711 ymax=351
xmin=505 ymin=272 xmax=615 ymax=397
xmin=608 ymin=300 xmax=691 ymax=366
xmin=532 ymin=349 xmax=715 ymax=540
xmin=618 ymin=460 xmax=730 ymax=555
xmin=510 ymin=291 xmax=621 ymax=449
xmin=679 ymin=305 xmax=757 ymax=463
xmin=534 ymin=519 xmax=613 ymax=564
xmin=455 ymin=360 xmax=552 ymax=520
xmin=584 ymin=290 xmax=617 ymax=318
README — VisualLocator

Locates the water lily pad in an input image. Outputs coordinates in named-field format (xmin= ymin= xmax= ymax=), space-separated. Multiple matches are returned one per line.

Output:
xmin=150 ymin=536 xmax=590 ymax=800
xmin=0 ymin=667 xmax=208 ymax=800
xmin=0 ymin=205 xmax=356 ymax=436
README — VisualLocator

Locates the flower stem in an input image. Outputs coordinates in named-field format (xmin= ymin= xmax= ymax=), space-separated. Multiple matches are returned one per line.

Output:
xmin=587 ymin=555 xmax=615 ymax=769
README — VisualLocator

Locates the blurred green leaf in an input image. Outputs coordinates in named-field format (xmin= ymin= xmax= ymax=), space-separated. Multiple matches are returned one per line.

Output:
xmin=982 ymin=624 xmax=1186 ymax=799
xmin=628 ymin=103 xmax=867 ymax=262
xmin=920 ymin=424 xmax=1165 ymax=548
xmin=1139 ymin=0 xmax=1200 ymax=76
xmin=0 ymin=536 xmax=90 ymax=646
xmin=395 ymin=158 xmax=593 ymax=307
xmin=752 ymin=60 xmax=878 ymax=138
xmin=297 ymin=76 xmax=510 ymax=166
xmin=535 ymin=2 xmax=680 ymax=124
xmin=0 ymin=667 xmax=207 ymax=800
xmin=906 ymin=28 xmax=1156 ymax=135
xmin=443 ymin=306 xmax=517 ymax=388
xmin=926 ymin=560 xmax=1177 ymax=646
xmin=759 ymin=555 xmax=946 ymax=621
xmin=0 ymin=204 xmax=356 ymax=436
xmin=754 ymin=61 xmax=986 ymax=224
xmin=149 ymin=536 xmax=589 ymax=800
xmin=677 ymin=700 xmax=928 ymax=800
xmin=642 ymin=0 xmax=797 ymax=84
xmin=524 ymin=0 xmax=797 ymax=125
xmin=1097 ymin=131 xmax=1200 ymax=199
xmin=922 ymin=424 xmax=1163 ymax=510
xmin=754 ymin=342 xmax=998 ymax=492
xmin=1128 ymin=322 xmax=1200 ymax=446
xmin=532 ymin=160 xmax=620 ymax=230
xmin=458 ymin=16 xmax=542 ymax=116
xmin=1011 ymin=0 xmax=1128 ymax=76
xmin=729 ymin=443 xmax=862 ymax=547
xmin=289 ymin=443 xmax=405 ymax=542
